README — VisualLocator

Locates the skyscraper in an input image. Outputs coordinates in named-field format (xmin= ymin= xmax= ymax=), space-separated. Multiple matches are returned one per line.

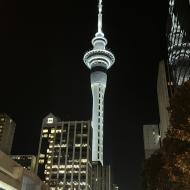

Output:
xmin=92 ymin=162 xmax=113 ymax=190
xmin=157 ymin=60 xmax=170 ymax=141
xmin=83 ymin=0 xmax=115 ymax=165
xmin=167 ymin=0 xmax=190 ymax=86
xmin=157 ymin=0 xmax=190 ymax=142
xmin=37 ymin=113 xmax=92 ymax=190
xmin=143 ymin=125 xmax=161 ymax=159
xmin=143 ymin=60 xmax=169 ymax=157
xmin=0 ymin=113 xmax=15 ymax=155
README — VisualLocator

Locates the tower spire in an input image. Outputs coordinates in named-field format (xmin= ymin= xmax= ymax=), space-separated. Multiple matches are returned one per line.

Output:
xmin=97 ymin=0 xmax=103 ymax=35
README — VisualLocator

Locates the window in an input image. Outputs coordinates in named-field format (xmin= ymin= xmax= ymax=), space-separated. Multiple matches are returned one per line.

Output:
xmin=47 ymin=117 xmax=54 ymax=124
xmin=43 ymin=129 xmax=48 ymax=133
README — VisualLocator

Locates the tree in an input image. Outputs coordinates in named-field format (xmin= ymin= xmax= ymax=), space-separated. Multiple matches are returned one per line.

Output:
xmin=142 ymin=80 xmax=190 ymax=190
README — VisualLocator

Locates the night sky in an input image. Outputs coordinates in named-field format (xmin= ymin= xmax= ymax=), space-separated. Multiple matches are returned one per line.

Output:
xmin=0 ymin=0 xmax=168 ymax=189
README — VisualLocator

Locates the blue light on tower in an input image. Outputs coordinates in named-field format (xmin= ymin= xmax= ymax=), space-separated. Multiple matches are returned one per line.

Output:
xmin=83 ymin=0 xmax=115 ymax=165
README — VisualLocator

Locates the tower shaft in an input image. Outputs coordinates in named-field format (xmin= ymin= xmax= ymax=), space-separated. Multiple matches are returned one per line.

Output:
xmin=83 ymin=0 xmax=115 ymax=165
xmin=91 ymin=71 xmax=107 ymax=165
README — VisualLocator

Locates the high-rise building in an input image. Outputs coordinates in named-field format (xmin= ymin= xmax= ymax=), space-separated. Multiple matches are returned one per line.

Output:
xmin=112 ymin=184 xmax=119 ymax=190
xmin=143 ymin=0 xmax=190 ymax=159
xmin=83 ymin=0 xmax=115 ymax=165
xmin=143 ymin=60 xmax=170 ymax=157
xmin=37 ymin=113 xmax=92 ymax=190
xmin=157 ymin=60 xmax=170 ymax=142
xmin=167 ymin=0 xmax=190 ymax=86
xmin=157 ymin=0 xmax=190 ymax=142
xmin=92 ymin=162 xmax=113 ymax=190
xmin=0 ymin=113 xmax=15 ymax=155
xmin=11 ymin=155 xmax=37 ymax=172
xmin=143 ymin=125 xmax=161 ymax=159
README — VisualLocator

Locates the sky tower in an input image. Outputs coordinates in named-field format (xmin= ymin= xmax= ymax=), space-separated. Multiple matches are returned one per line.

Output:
xmin=83 ymin=0 xmax=115 ymax=165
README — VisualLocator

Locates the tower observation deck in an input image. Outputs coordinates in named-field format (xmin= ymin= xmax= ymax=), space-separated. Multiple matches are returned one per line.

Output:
xmin=83 ymin=0 xmax=115 ymax=165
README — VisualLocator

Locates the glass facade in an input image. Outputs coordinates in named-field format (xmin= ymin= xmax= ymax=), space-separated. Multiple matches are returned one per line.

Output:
xmin=167 ymin=0 xmax=190 ymax=85
xmin=37 ymin=114 xmax=92 ymax=190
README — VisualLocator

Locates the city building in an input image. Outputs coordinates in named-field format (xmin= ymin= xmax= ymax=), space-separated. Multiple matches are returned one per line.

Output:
xmin=0 ymin=150 xmax=49 ymax=190
xmin=157 ymin=60 xmax=170 ymax=142
xmin=11 ymin=155 xmax=37 ymax=172
xmin=156 ymin=0 xmax=190 ymax=143
xmin=83 ymin=0 xmax=115 ymax=165
xmin=143 ymin=60 xmax=169 ymax=157
xmin=0 ymin=113 xmax=16 ymax=155
xmin=167 ymin=0 xmax=190 ymax=86
xmin=143 ymin=125 xmax=161 ymax=159
xmin=92 ymin=162 xmax=113 ymax=190
xmin=37 ymin=113 xmax=92 ymax=190
xmin=112 ymin=184 xmax=119 ymax=190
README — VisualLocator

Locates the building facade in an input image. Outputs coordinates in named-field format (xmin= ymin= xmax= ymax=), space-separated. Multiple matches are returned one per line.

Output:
xmin=167 ymin=0 xmax=190 ymax=86
xmin=143 ymin=125 xmax=161 ymax=159
xmin=92 ymin=162 xmax=113 ymax=190
xmin=37 ymin=113 xmax=92 ymax=190
xmin=0 ymin=113 xmax=15 ymax=155
xmin=0 ymin=150 xmax=48 ymax=190
xmin=157 ymin=60 xmax=171 ymax=142
xmin=11 ymin=155 xmax=37 ymax=172
xmin=112 ymin=184 xmax=119 ymax=190
xmin=83 ymin=0 xmax=115 ymax=165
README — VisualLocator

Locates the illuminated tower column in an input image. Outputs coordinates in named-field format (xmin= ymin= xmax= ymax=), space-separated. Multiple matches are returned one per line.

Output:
xmin=83 ymin=0 xmax=115 ymax=165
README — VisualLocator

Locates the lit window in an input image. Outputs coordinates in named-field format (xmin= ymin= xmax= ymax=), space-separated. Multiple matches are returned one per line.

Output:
xmin=39 ymin=159 xmax=44 ymax=164
xmin=47 ymin=117 xmax=54 ymax=124
xmin=56 ymin=129 xmax=62 ymax=133
xmin=43 ymin=129 xmax=48 ymax=133
xmin=81 ymin=159 xmax=87 ymax=163
xmin=40 ymin=154 xmax=45 ymax=158
xmin=43 ymin=134 xmax=48 ymax=138
xmin=51 ymin=129 xmax=55 ymax=133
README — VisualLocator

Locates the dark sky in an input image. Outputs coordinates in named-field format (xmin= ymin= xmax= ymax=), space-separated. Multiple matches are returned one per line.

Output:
xmin=0 ymin=0 xmax=168 ymax=189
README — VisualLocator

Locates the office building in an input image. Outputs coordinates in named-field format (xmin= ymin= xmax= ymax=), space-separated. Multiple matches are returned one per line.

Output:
xmin=143 ymin=61 xmax=169 ymax=157
xmin=37 ymin=113 xmax=92 ymax=190
xmin=0 ymin=150 xmax=49 ymax=190
xmin=157 ymin=60 xmax=171 ymax=142
xmin=92 ymin=162 xmax=113 ymax=190
xmin=0 ymin=113 xmax=15 ymax=155
xmin=167 ymin=0 xmax=190 ymax=86
xmin=143 ymin=125 xmax=161 ymax=159
xmin=11 ymin=155 xmax=37 ymax=172
xmin=112 ymin=184 xmax=119 ymax=190
xmin=83 ymin=0 xmax=115 ymax=165
xmin=156 ymin=0 xmax=190 ymax=143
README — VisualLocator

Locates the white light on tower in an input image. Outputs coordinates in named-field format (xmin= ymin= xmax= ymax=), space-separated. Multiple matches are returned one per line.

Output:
xmin=83 ymin=0 xmax=115 ymax=165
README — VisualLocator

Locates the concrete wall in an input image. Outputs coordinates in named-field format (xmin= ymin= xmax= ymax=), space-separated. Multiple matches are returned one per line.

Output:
xmin=0 ymin=151 xmax=49 ymax=190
